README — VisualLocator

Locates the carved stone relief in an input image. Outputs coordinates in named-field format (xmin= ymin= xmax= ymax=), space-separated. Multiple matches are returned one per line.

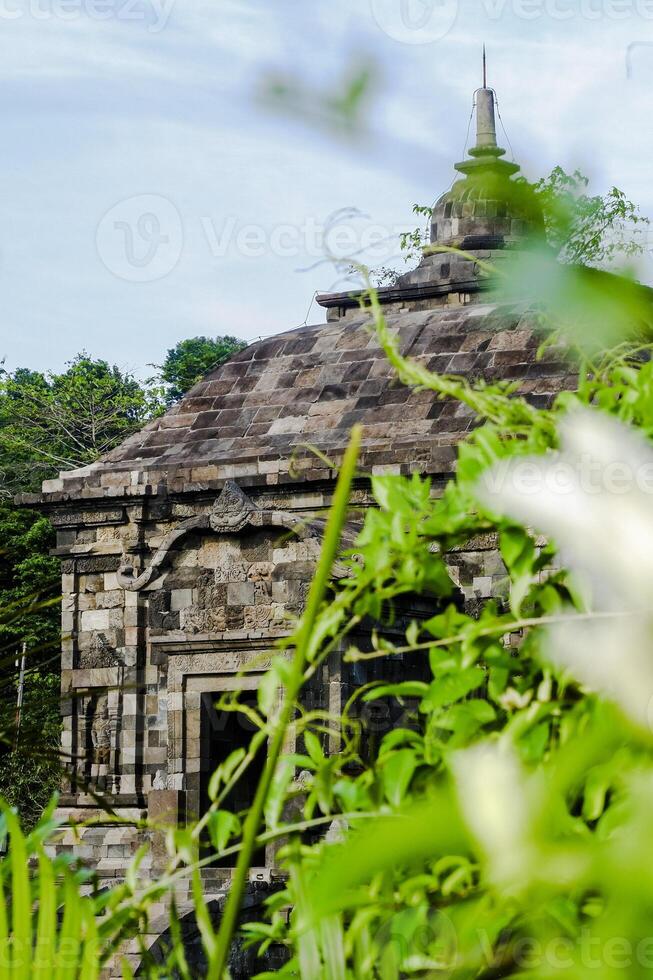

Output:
xmin=117 ymin=481 xmax=319 ymax=592
xmin=79 ymin=632 xmax=123 ymax=669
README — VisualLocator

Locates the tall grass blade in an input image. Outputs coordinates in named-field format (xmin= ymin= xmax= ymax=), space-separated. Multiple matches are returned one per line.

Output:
xmin=0 ymin=814 xmax=9 ymax=980
xmin=2 ymin=807 xmax=31 ymax=980
xmin=54 ymin=873 xmax=82 ymax=980
xmin=33 ymin=848 xmax=56 ymax=979
xmin=212 ymin=425 xmax=362 ymax=977
xmin=79 ymin=898 xmax=99 ymax=980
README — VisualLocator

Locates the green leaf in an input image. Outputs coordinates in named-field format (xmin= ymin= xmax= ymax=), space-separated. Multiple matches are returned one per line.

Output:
xmin=363 ymin=682 xmax=429 ymax=702
xmin=55 ymin=873 xmax=81 ymax=980
xmin=303 ymin=730 xmax=325 ymax=766
xmin=519 ymin=722 xmax=550 ymax=764
xmin=422 ymin=668 xmax=486 ymax=710
xmin=435 ymin=701 xmax=497 ymax=742
xmin=307 ymin=791 xmax=472 ymax=922
xmin=207 ymin=747 xmax=247 ymax=802
xmin=79 ymin=899 xmax=99 ymax=980
xmin=381 ymin=750 xmax=418 ymax=807
xmin=207 ymin=810 xmax=242 ymax=853
xmin=258 ymin=665 xmax=281 ymax=718
xmin=265 ymin=758 xmax=295 ymax=831
xmin=4 ymin=806 xmax=31 ymax=980
xmin=379 ymin=728 xmax=423 ymax=756
xmin=488 ymin=666 xmax=509 ymax=700
xmin=192 ymin=869 xmax=218 ymax=970
xmin=582 ymin=765 xmax=612 ymax=822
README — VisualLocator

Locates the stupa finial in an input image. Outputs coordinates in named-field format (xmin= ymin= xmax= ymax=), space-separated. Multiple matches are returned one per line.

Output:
xmin=474 ymin=47 xmax=498 ymax=152
xmin=453 ymin=55 xmax=519 ymax=178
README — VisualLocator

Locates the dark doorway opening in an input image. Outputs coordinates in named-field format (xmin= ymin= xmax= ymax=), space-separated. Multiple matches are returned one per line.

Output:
xmin=199 ymin=691 xmax=266 ymax=867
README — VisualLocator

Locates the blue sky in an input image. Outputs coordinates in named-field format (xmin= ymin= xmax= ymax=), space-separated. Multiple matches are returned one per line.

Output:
xmin=1 ymin=0 xmax=652 ymax=376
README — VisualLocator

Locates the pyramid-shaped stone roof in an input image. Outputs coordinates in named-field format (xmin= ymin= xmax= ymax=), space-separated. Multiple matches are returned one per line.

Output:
xmin=26 ymin=298 xmax=574 ymax=507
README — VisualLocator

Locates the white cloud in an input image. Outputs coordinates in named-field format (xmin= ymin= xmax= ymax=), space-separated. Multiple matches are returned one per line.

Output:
xmin=0 ymin=0 xmax=651 ymax=373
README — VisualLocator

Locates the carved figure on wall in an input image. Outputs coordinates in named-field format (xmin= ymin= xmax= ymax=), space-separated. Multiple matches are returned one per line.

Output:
xmin=117 ymin=481 xmax=323 ymax=592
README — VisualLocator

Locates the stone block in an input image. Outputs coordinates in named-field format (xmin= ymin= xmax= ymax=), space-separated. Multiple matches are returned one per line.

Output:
xmin=170 ymin=589 xmax=193 ymax=611
xmin=472 ymin=576 xmax=493 ymax=597
xmin=214 ymin=558 xmax=248 ymax=583
xmin=225 ymin=605 xmax=245 ymax=629
xmin=247 ymin=562 xmax=273 ymax=582
xmin=254 ymin=581 xmax=272 ymax=602
xmin=144 ymin=791 xmax=177 ymax=871
xmin=145 ymin=747 xmax=167 ymax=766
xmin=180 ymin=606 xmax=226 ymax=633
xmin=123 ymin=606 xmax=139 ymax=628
xmin=244 ymin=605 xmax=274 ymax=630
xmin=227 ymin=582 xmax=255 ymax=606
xmin=80 ymin=609 xmax=111 ymax=632
xmin=96 ymin=591 xmax=123 ymax=609
xmin=271 ymin=581 xmax=289 ymax=603
xmin=268 ymin=416 xmax=304 ymax=435
xmin=61 ymin=611 xmax=75 ymax=633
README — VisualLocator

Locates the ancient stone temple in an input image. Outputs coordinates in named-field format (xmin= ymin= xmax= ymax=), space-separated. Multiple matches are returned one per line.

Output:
xmin=24 ymin=81 xmax=572 ymax=972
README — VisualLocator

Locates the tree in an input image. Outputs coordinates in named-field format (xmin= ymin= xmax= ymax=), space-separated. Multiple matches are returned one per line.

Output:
xmin=0 ymin=672 xmax=61 ymax=827
xmin=0 ymin=354 xmax=162 ymax=496
xmin=0 ymin=506 xmax=58 ymax=654
xmin=0 ymin=354 xmax=164 ymax=824
xmin=156 ymin=335 xmax=248 ymax=404
xmin=532 ymin=165 xmax=650 ymax=266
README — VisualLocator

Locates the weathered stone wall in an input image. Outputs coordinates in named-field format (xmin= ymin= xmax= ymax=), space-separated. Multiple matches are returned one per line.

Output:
xmin=54 ymin=485 xmax=323 ymax=812
xmin=48 ymin=480 xmax=513 ymax=976
xmin=49 ymin=476 xmax=511 ymax=802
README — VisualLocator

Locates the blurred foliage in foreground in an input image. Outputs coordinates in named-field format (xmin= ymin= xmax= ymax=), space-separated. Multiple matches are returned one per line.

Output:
xmin=3 ymin=199 xmax=653 ymax=978
xmin=1 ymin=121 xmax=653 ymax=974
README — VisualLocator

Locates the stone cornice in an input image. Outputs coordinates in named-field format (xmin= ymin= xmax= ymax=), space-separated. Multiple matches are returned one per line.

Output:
xmin=316 ymin=276 xmax=488 ymax=311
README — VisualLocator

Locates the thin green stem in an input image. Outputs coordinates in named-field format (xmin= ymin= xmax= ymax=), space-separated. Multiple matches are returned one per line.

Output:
xmin=211 ymin=425 xmax=362 ymax=976
xmin=345 ymin=609 xmax=635 ymax=662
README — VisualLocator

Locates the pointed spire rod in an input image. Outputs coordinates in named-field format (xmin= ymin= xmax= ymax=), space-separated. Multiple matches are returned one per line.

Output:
xmin=475 ymin=47 xmax=497 ymax=151
xmin=455 ymin=49 xmax=519 ymax=176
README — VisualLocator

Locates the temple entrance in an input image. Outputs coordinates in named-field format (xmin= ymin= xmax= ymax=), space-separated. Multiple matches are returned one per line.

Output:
xmin=199 ymin=690 xmax=266 ymax=867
